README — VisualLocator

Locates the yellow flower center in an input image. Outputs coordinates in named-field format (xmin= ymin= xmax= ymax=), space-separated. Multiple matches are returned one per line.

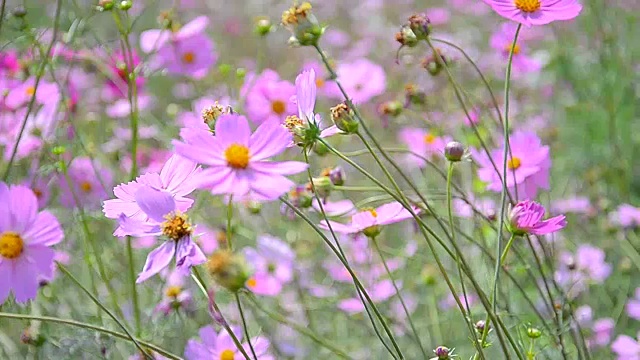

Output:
xmin=165 ymin=286 xmax=182 ymax=298
xmin=246 ymin=277 xmax=258 ymax=288
xmin=224 ymin=144 xmax=250 ymax=169
xmin=271 ymin=100 xmax=286 ymax=115
xmin=315 ymin=78 xmax=325 ymax=88
xmin=424 ymin=133 xmax=436 ymax=144
xmin=508 ymin=157 xmax=522 ymax=170
xmin=80 ymin=181 xmax=93 ymax=193
xmin=25 ymin=86 xmax=35 ymax=96
xmin=161 ymin=212 xmax=192 ymax=241
xmin=365 ymin=209 xmax=378 ymax=218
xmin=33 ymin=188 xmax=43 ymax=198
xmin=505 ymin=44 xmax=521 ymax=55
xmin=514 ymin=0 xmax=541 ymax=13
xmin=0 ymin=232 xmax=24 ymax=259
xmin=220 ymin=349 xmax=235 ymax=360
xmin=182 ymin=51 xmax=195 ymax=64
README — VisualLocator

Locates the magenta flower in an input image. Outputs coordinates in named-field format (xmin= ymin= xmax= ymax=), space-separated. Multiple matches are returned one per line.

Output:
xmin=320 ymin=202 xmax=417 ymax=237
xmin=185 ymin=325 xmax=274 ymax=360
xmin=398 ymin=127 xmax=452 ymax=167
xmin=555 ymin=245 xmax=611 ymax=298
xmin=4 ymin=77 xmax=60 ymax=110
xmin=0 ymin=183 xmax=63 ymax=304
xmin=611 ymin=334 xmax=640 ymax=360
xmin=325 ymin=58 xmax=386 ymax=103
xmin=116 ymin=186 xmax=206 ymax=283
xmin=626 ymin=288 xmax=640 ymax=321
xmin=243 ymin=235 xmax=295 ymax=297
xmin=591 ymin=318 xmax=614 ymax=348
xmin=483 ymin=0 xmax=582 ymax=26
xmin=243 ymin=69 xmax=296 ymax=124
xmin=552 ymin=196 xmax=594 ymax=215
xmin=140 ymin=16 xmax=209 ymax=53
xmin=609 ymin=204 xmax=640 ymax=228
xmin=473 ymin=130 xmax=550 ymax=199
xmin=103 ymin=154 xmax=200 ymax=236
xmin=508 ymin=200 xmax=566 ymax=235
xmin=59 ymin=157 xmax=113 ymax=210
xmin=490 ymin=23 xmax=542 ymax=74
xmin=104 ymin=49 xmax=145 ymax=99
xmin=338 ymin=280 xmax=399 ymax=314
xmin=173 ymin=113 xmax=308 ymax=200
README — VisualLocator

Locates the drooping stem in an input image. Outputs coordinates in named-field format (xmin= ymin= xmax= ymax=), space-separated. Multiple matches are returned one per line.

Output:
xmin=235 ymin=293 xmax=258 ymax=360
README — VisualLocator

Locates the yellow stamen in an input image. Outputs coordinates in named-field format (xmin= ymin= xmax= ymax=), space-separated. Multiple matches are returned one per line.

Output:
xmin=161 ymin=212 xmax=192 ymax=241
xmin=424 ymin=133 xmax=436 ymax=144
xmin=0 ymin=232 xmax=24 ymax=259
xmin=514 ymin=0 xmax=541 ymax=13
xmin=505 ymin=44 xmax=521 ymax=55
xmin=271 ymin=100 xmax=286 ymax=115
xmin=508 ymin=157 xmax=522 ymax=170
xmin=165 ymin=286 xmax=182 ymax=298
xmin=80 ymin=181 xmax=93 ymax=193
xmin=220 ymin=349 xmax=235 ymax=360
xmin=224 ymin=144 xmax=250 ymax=169
xmin=247 ymin=277 xmax=257 ymax=288
xmin=181 ymin=51 xmax=195 ymax=64
xmin=25 ymin=86 xmax=35 ymax=96
xmin=315 ymin=78 xmax=325 ymax=88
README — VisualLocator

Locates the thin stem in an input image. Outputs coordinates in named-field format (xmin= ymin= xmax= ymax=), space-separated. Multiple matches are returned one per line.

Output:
xmin=500 ymin=234 xmax=517 ymax=265
xmin=235 ymin=294 xmax=258 ymax=360
xmin=191 ymin=269 xmax=252 ymax=360
xmin=227 ymin=195 xmax=234 ymax=250
xmin=0 ymin=313 xmax=181 ymax=360
xmin=57 ymin=264 xmax=150 ymax=359
xmin=370 ymin=236 xmax=428 ymax=359
xmin=126 ymin=236 xmax=141 ymax=335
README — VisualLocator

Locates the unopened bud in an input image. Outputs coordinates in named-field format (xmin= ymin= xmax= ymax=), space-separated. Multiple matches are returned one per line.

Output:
xmin=407 ymin=13 xmax=431 ymax=40
xmin=207 ymin=251 xmax=251 ymax=292
xmin=330 ymin=102 xmax=358 ymax=134
xmin=434 ymin=346 xmax=450 ymax=359
xmin=527 ymin=327 xmax=542 ymax=339
xmin=444 ymin=141 xmax=465 ymax=162
xmin=328 ymin=166 xmax=345 ymax=186
xmin=97 ymin=0 xmax=114 ymax=11
xmin=395 ymin=25 xmax=418 ymax=47
xmin=378 ymin=100 xmax=404 ymax=117
xmin=475 ymin=320 xmax=487 ymax=333
xmin=311 ymin=176 xmax=333 ymax=198
xmin=12 ymin=5 xmax=27 ymax=17
xmin=254 ymin=17 xmax=273 ymax=36
xmin=119 ymin=0 xmax=132 ymax=10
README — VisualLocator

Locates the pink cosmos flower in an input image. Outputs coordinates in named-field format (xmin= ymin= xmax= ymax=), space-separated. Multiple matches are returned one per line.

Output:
xmin=288 ymin=69 xmax=339 ymax=141
xmin=301 ymin=61 xmax=335 ymax=98
xmin=324 ymin=58 xmax=386 ymax=103
xmin=609 ymin=204 xmax=640 ymax=228
xmin=59 ymin=157 xmax=113 ymax=210
xmin=243 ymin=69 xmax=296 ymax=124
xmin=473 ymin=130 xmax=550 ymax=200
xmin=244 ymin=235 xmax=295 ymax=297
xmin=454 ymin=197 xmax=497 ymax=220
xmin=591 ymin=318 xmax=614 ymax=348
xmin=103 ymin=154 xmax=200 ymax=236
xmin=155 ymin=269 xmax=193 ymax=316
xmin=555 ymin=245 xmax=611 ymax=298
xmin=117 ymin=186 xmax=206 ymax=283
xmin=23 ymin=177 xmax=52 ymax=209
xmin=626 ymin=288 xmax=640 ymax=321
xmin=4 ymin=77 xmax=60 ymax=110
xmin=508 ymin=200 xmax=566 ymax=235
xmin=398 ymin=127 xmax=452 ymax=167
xmin=0 ymin=105 xmax=58 ymax=161
xmin=490 ymin=23 xmax=542 ymax=75
xmin=156 ymin=34 xmax=217 ymax=78
xmin=173 ymin=113 xmax=308 ymax=200
xmin=319 ymin=202 xmax=417 ymax=236
xmin=185 ymin=325 xmax=274 ymax=360
xmin=552 ymin=196 xmax=594 ymax=215
xmin=0 ymin=183 xmax=63 ymax=304
xmin=104 ymin=49 xmax=145 ymax=99
xmin=611 ymin=334 xmax=640 ymax=360
xmin=483 ymin=0 xmax=582 ymax=27
xmin=439 ymin=292 xmax=478 ymax=311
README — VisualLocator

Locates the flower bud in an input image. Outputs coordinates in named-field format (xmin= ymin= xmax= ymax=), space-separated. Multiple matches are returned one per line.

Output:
xmin=254 ymin=17 xmax=273 ymax=36
xmin=433 ymin=346 xmax=450 ymax=359
xmin=97 ymin=0 xmax=114 ymax=11
xmin=404 ymin=83 xmax=426 ymax=106
xmin=421 ymin=49 xmax=449 ymax=76
xmin=202 ymin=102 xmax=229 ymax=130
xmin=207 ymin=251 xmax=251 ymax=293
xmin=475 ymin=320 xmax=487 ymax=333
xmin=395 ymin=25 xmax=418 ymax=47
xmin=119 ymin=0 xmax=132 ymax=10
xmin=444 ymin=141 xmax=465 ymax=162
xmin=330 ymin=102 xmax=358 ymax=134
xmin=245 ymin=200 xmax=262 ymax=214
xmin=281 ymin=2 xmax=323 ymax=46
xmin=312 ymin=141 xmax=329 ymax=156
xmin=407 ymin=13 xmax=431 ymax=40
xmin=324 ymin=166 xmax=345 ymax=186
xmin=12 ymin=5 xmax=27 ymax=17
xmin=378 ymin=100 xmax=403 ymax=117
xmin=311 ymin=176 xmax=333 ymax=198
xmin=527 ymin=327 xmax=542 ymax=339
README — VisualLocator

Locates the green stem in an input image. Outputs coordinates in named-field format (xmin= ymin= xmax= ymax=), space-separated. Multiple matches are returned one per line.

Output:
xmin=370 ymin=236 xmax=428 ymax=359
xmin=500 ymin=234 xmax=517 ymax=265
xmin=126 ymin=236 xmax=141 ymax=335
xmin=191 ymin=268 xmax=252 ymax=360
xmin=235 ymin=294 xmax=258 ymax=360
xmin=0 ymin=313 xmax=181 ymax=360
xmin=57 ymin=264 xmax=150 ymax=358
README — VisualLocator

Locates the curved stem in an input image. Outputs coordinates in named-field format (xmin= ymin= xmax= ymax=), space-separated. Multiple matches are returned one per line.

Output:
xmin=0 ymin=313 xmax=181 ymax=360
xmin=235 ymin=294 xmax=258 ymax=360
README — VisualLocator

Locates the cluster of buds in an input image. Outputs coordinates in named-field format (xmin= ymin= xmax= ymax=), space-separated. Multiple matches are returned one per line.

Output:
xmin=206 ymin=250 xmax=251 ymax=292
xmin=395 ymin=13 xmax=431 ymax=48
xmin=202 ymin=102 xmax=233 ymax=130
xmin=330 ymin=102 xmax=358 ymax=134
xmin=96 ymin=0 xmax=132 ymax=11
xmin=281 ymin=2 xmax=324 ymax=46
xmin=421 ymin=48 xmax=450 ymax=76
